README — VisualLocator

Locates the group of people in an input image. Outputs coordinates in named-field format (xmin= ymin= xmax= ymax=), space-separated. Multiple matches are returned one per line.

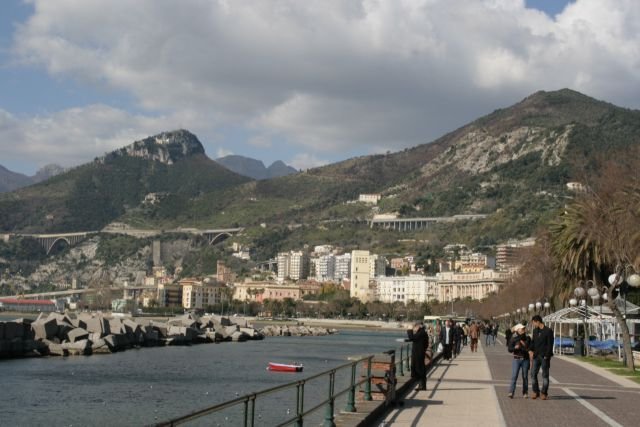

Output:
xmin=507 ymin=315 xmax=554 ymax=400
xmin=405 ymin=315 xmax=555 ymax=399
xmin=406 ymin=317 xmax=481 ymax=391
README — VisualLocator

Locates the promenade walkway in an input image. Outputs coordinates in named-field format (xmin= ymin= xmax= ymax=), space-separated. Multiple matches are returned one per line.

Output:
xmin=381 ymin=337 xmax=640 ymax=426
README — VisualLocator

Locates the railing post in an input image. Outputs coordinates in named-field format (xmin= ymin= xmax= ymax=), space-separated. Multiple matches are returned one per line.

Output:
xmin=404 ymin=344 xmax=410 ymax=372
xmin=364 ymin=356 xmax=372 ymax=401
xmin=398 ymin=346 xmax=405 ymax=376
xmin=249 ymin=395 xmax=256 ymax=427
xmin=295 ymin=381 xmax=304 ymax=427
xmin=324 ymin=371 xmax=336 ymax=427
xmin=243 ymin=397 xmax=249 ymax=427
xmin=344 ymin=362 xmax=357 ymax=412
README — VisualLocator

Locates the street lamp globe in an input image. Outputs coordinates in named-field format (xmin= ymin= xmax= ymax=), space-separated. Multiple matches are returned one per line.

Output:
xmin=628 ymin=273 xmax=640 ymax=288
xmin=569 ymin=298 xmax=578 ymax=306
xmin=574 ymin=286 xmax=586 ymax=298
xmin=516 ymin=308 xmax=521 ymax=314
xmin=543 ymin=302 xmax=551 ymax=310
xmin=608 ymin=274 xmax=623 ymax=286
xmin=535 ymin=302 xmax=542 ymax=310
xmin=587 ymin=287 xmax=599 ymax=298
xmin=528 ymin=303 xmax=535 ymax=311
xmin=602 ymin=293 xmax=608 ymax=302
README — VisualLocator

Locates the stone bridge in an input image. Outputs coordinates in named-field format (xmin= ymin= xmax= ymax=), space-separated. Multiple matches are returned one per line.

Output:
xmin=9 ymin=227 xmax=244 ymax=254
xmin=12 ymin=232 xmax=97 ymax=255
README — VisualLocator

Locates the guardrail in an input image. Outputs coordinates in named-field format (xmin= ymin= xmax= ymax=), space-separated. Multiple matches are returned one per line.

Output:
xmin=155 ymin=343 xmax=415 ymax=427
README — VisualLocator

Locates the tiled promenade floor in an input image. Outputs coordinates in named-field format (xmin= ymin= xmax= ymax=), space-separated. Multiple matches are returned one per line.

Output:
xmin=381 ymin=337 xmax=640 ymax=427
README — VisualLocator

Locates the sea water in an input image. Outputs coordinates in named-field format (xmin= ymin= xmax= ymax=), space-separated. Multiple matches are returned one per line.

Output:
xmin=0 ymin=329 xmax=406 ymax=426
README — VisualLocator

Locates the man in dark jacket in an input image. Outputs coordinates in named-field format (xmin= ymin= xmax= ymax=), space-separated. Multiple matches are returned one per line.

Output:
xmin=529 ymin=315 xmax=554 ymax=400
xmin=407 ymin=321 xmax=429 ymax=390
xmin=439 ymin=319 xmax=455 ymax=360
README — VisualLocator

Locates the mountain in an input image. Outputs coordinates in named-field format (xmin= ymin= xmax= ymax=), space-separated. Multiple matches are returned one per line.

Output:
xmin=0 ymin=130 xmax=250 ymax=232
xmin=32 ymin=164 xmax=66 ymax=184
xmin=129 ymin=89 xmax=639 ymax=252
xmin=2 ymin=90 xmax=639 ymax=255
xmin=215 ymin=155 xmax=298 ymax=180
xmin=0 ymin=163 xmax=66 ymax=193
xmin=0 ymin=165 xmax=32 ymax=193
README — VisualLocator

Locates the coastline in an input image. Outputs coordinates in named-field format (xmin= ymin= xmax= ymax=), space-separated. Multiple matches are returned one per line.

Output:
xmin=1 ymin=312 xmax=411 ymax=331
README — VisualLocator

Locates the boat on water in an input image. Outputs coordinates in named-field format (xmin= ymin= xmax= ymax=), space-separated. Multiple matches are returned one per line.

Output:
xmin=267 ymin=362 xmax=304 ymax=372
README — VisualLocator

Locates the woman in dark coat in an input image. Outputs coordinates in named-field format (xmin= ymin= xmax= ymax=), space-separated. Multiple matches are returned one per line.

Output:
xmin=407 ymin=321 xmax=429 ymax=391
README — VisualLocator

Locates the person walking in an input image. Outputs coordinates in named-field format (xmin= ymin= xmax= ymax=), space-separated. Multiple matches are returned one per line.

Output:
xmin=469 ymin=321 xmax=479 ymax=352
xmin=462 ymin=322 xmax=469 ymax=346
xmin=530 ymin=315 xmax=554 ymax=400
xmin=492 ymin=324 xmax=499 ymax=345
xmin=407 ymin=321 xmax=429 ymax=391
xmin=485 ymin=324 xmax=493 ymax=346
xmin=508 ymin=324 xmax=531 ymax=399
xmin=505 ymin=323 xmax=513 ymax=347
xmin=439 ymin=319 xmax=455 ymax=360
xmin=453 ymin=322 xmax=464 ymax=357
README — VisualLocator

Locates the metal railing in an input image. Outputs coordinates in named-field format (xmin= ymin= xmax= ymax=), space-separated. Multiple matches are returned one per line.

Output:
xmin=156 ymin=343 xmax=415 ymax=427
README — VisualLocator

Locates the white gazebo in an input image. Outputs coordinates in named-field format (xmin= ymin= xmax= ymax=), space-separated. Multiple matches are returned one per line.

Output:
xmin=543 ymin=298 xmax=640 ymax=356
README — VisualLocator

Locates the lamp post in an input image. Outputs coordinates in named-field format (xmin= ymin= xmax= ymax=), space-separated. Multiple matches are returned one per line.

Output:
xmin=607 ymin=266 xmax=640 ymax=367
xmin=543 ymin=301 xmax=551 ymax=315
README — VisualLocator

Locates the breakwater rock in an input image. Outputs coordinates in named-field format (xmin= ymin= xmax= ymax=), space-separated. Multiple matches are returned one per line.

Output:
xmin=259 ymin=324 xmax=337 ymax=337
xmin=0 ymin=312 xmax=264 ymax=359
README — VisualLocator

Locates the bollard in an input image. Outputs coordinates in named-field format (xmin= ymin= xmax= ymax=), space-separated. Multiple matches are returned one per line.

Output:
xmin=364 ymin=356 xmax=373 ymax=401
xmin=344 ymin=363 xmax=357 ymax=412
xmin=404 ymin=344 xmax=410 ymax=372
xmin=323 ymin=371 xmax=336 ymax=427
xmin=295 ymin=381 xmax=304 ymax=427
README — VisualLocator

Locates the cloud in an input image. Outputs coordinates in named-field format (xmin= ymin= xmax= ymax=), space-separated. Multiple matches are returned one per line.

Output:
xmin=6 ymin=0 xmax=640 ymax=169
xmin=289 ymin=152 xmax=327 ymax=171
xmin=0 ymin=105 xmax=195 ymax=169
xmin=216 ymin=147 xmax=233 ymax=158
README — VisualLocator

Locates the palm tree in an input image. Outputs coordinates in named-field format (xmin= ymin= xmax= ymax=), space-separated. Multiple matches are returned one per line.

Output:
xmin=549 ymin=172 xmax=640 ymax=369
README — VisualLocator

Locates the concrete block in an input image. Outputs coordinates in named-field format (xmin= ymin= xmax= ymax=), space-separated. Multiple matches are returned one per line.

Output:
xmin=62 ymin=339 xmax=92 ymax=356
xmin=91 ymin=338 xmax=111 ymax=354
xmin=67 ymin=327 xmax=90 ymax=343
xmin=3 ymin=322 xmax=23 ymax=340
xmin=230 ymin=331 xmax=248 ymax=342
xmin=44 ymin=340 xmax=67 ymax=356
xmin=0 ymin=339 xmax=10 ymax=357
xmin=84 ymin=316 xmax=110 ymax=336
xmin=56 ymin=324 xmax=73 ymax=340
xmin=151 ymin=322 xmax=169 ymax=338
xmin=108 ymin=318 xmax=125 ymax=335
xmin=31 ymin=318 xmax=59 ymax=340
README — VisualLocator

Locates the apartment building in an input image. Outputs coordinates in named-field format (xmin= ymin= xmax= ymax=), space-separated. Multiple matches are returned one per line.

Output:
xmin=376 ymin=275 xmax=439 ymax=303
xmin=437 ymin=269 xmax=511 ymax=301
xmin=334 ymin=253 xmax=351 ymax=281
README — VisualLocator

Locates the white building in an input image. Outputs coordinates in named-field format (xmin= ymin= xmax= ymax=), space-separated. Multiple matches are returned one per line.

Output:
xmin=358 ymin=194 xmax=381 ymax=204
xmin=437 ymin=269 xmax=512 ymax=301
xmin=376 ymin=275 xmax=439 ymax=303
xmin=277 ymin=252 xmax=290 ymax=282
xmin=334 ymin=253 xmax=351 ymax=281
xmin=369 ymin=254 xmax=386 ymax=279
xmin=350 ymin=250 xmax=373 ymax=302
xmin=315 ymin=254 xmax=336 ymax=282
xmin=289 ymin=251 xmax=310 ymax=280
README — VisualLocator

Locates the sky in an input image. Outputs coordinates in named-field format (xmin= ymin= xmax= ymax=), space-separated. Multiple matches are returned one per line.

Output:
xmin=1 ymin=0 xmax=639 ymax=175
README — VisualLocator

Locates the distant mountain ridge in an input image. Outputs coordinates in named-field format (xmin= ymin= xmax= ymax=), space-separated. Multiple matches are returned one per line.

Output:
xmin=0 ymin=163 xmax=65 ymax=193
xmin=0 ymin=129 xmax=250 ymax=232
xmin=215 ymin=155 xmax=297 ymax=180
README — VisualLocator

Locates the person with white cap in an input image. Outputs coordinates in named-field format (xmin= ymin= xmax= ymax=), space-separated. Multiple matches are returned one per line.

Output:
xmin=507 ymin=323 xmax=532 ymax=399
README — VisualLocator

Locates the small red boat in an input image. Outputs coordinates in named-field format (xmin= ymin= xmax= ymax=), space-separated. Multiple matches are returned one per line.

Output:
xmin=267 ymin=362 xmax=304 ymax=372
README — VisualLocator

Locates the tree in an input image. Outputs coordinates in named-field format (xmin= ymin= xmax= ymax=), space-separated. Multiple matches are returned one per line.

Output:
xmin=549 ymin=156 xmax=640 ymax=369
